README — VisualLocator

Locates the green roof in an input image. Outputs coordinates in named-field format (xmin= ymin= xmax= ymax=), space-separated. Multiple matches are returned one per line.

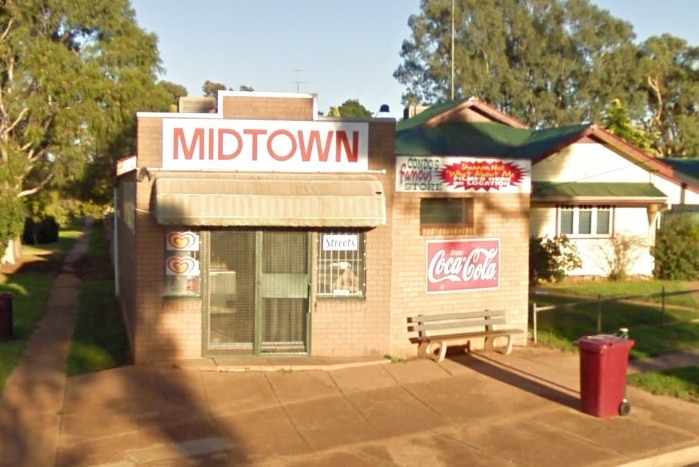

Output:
xmin=510 ymin=125 xmax=591 ymax=159
xmin=395 ymin=121 xmax=531 ymax=157
xmin=396 ymin=101 xmax=466 ymax=131
xmin=533 ymin=182 xmax=667 ymax=199
xmin=664 ymin=158 xmax=699 ymax=180
xmin=395 ymin=117 xmax=593 ymax=159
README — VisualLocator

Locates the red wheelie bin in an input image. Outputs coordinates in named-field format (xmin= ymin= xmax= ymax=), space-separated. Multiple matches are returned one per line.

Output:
xmin=575 ymin=333 xmax=635 ymax=417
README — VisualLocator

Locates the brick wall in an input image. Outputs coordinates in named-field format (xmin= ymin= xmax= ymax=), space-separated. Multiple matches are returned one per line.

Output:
xmin=311 ymin=120 xmax=396 ymax=356
xmin=388 ymin=192 xmax=531 ymax=358
xmin=221 ymin=95 xmax=314 ymax=120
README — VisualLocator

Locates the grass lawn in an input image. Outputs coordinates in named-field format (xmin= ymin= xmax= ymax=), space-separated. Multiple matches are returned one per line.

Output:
xmin=628 ymin=367 xmax=699 ymax=403
xmin=533 ymin=279 xmax=699 ymax=403
xmin=66 ymin=222 xmax=131 ymax=376
xmin=0 ymin=221 xmax=83 ymax=394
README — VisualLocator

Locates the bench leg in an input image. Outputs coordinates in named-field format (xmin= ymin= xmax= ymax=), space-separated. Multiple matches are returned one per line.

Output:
xmin=436 ymin=341 xmax=448 ymax=363
xmin=503 ymin=335 xmax=514 ymax=355
xmin=417 ymin=341 xmax=429 ymax=358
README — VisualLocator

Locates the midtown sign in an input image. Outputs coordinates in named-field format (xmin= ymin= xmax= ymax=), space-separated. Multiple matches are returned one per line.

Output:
xmin=161 ymin=119 xmax=369 ymax=172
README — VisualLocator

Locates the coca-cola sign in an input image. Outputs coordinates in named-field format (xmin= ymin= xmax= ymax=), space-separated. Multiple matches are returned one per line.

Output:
xmin=426 ymin=239 xmax=500 ymax=293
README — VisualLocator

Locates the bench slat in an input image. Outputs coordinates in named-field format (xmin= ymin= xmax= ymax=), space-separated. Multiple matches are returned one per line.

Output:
xmin=416 ymin=318 xmax=507 ymax=332
xmin=412 ymin=310 xmax=505 ymax=323
xmin=423 ymin=328 xmax=522 ymax=342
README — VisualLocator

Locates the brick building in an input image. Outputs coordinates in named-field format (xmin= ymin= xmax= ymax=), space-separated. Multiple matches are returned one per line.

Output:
xmin=114 ymin=92 xmax=530 ymax=364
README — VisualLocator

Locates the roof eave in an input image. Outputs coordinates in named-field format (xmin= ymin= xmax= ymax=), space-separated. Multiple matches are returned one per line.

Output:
xmin=533 ymin=195 xmax=668 ymax=204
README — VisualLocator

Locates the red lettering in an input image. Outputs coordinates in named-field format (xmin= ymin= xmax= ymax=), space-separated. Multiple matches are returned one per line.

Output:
xmin=173 ymin=128 xmax=204 ymax=160
xmin=299 ymin=130 xmax=333 ymax=162
xmin=218 ymin=129 xmax=242 ymax=160
xmin=267 ymin=130 xmax=296 ymax=161
xmin=335 ymin=131 xmax=359 ymax=162
xmin=244 ymin=129 xmax=267 ymax=161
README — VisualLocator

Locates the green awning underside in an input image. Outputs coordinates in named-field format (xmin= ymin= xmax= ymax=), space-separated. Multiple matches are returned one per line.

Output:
xmin=533 ymin=182 xmax=667 ymax=201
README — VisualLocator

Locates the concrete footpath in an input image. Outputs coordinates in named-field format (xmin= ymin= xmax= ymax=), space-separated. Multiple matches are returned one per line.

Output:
xmin=3 ymin=222 xmax=699 ymax=466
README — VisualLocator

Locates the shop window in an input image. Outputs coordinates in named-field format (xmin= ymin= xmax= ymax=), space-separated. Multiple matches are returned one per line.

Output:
xmin=163 ymin=229 xmax=201 ymax=297
xmin=317 ymin=232 xmax=366 ymax=298
xmin=420 ymin=197 xmax=474 ymax=235
xmin=559 ymin=206 xmax=612 ymax=236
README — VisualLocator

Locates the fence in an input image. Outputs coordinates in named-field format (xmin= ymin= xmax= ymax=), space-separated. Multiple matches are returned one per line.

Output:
xmin=530 ymin=287 xmax=699 ymax=344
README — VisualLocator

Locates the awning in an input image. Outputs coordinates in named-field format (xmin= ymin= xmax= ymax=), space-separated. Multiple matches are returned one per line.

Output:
xmin=533 ymin=182 xmax=668 ymax=204
xmin=152 ymin=173 xmax=386 ymax=227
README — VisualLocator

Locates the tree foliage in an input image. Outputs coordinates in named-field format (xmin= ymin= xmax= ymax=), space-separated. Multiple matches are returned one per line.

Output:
xmin=202 ymin=80 xmax=228 ymax=98
xmin=529 ymin=235 xmax=582 ymax=284
xmin=328 ymin=99 xmax=373 ymax=118
xmin=202 ymin=81 xmax=255 ymax=97
xmin=603 ymin=99 xmax=660 ymax=156
xmin=395 ymin=0 xmax=699 ymax=156
xmin=653 ymin=214 xmax=699 ymax=280
xmin=0 ymin=0 xmax=173 ymax=247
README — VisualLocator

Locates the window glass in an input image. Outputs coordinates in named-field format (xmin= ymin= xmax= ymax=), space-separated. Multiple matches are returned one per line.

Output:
xmin=317 ymin=232 xmax=365 ymax=299
xmin=578 ymin=209 xmax=592 ymax=234
xmin=560 ymin=210 xmax=574 ymax=235
xmin=420 ymin=198 xmax=473 ymax=225
xmin=596 ymin=209 xmax=611 ymax=234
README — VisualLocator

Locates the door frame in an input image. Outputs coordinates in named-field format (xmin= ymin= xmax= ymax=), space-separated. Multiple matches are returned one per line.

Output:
xmin=201 ymin=229 xmax=312 ymax=357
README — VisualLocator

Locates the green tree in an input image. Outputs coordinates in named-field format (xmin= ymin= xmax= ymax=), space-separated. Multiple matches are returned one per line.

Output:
xmin=159 ymin=81 xmax=188 ymax=110
xmin=637 ymin=34 xmax=699 ymax=157
xmin=202 ymin=80 xmax=228 ymax=98
xmin=603 ymin=99 xmax=660 ymax=156
xmin=395 ymin=0 xmax=640 ymax=127
xmin=328 ymin=99 xmax=373 ymax=118
xmin=0 ymin=0 xmax=171 ymax=251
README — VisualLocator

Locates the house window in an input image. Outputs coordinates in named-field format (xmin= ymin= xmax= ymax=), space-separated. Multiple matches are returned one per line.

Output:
xmin=317 ymin=232 xmax=366 ymax=298
xmin=420 ymin=198 xmax=474 ymax=235
xmin=163 ymin=229 xmax=201 ymax=297
xmin=559 ymin=206 xmax=612 ymax=236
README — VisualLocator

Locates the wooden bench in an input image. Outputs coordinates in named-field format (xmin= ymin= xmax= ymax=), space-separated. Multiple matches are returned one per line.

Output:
xmin=407 ymin=310 xmax=523 ymax=362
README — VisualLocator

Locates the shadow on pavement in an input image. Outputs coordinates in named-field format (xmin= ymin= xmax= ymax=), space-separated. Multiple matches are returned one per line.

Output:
xmin=450 ymin=351 xmax=581 ymax=410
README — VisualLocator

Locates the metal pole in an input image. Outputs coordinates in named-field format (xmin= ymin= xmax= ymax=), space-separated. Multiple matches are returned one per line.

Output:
xmin=532 ymin=302 xmax=538 ymax=344
xmin=451 ymin=0 xmax=455 ymax=100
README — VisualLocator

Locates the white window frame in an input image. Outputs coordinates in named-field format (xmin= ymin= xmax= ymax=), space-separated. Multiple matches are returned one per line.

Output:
xmin=558 ymin=205 xmax=612 ymax=237
xmin=317 ymin=232 xmax=366 ymax=299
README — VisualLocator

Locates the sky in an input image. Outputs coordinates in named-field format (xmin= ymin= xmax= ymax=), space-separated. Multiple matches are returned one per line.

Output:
xmin=130 ymin=0 xmax=699 ymax=119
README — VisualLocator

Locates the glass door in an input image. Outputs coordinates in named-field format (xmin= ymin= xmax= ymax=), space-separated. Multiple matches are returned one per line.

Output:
xmin=259 ymin=231 xmax=310 ymax=354
xmin=204 ymin=230 xmax=310 ymax=356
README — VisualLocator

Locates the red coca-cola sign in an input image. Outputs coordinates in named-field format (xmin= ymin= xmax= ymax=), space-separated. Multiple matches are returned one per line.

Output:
xmin=426 ymin=239 xmax=500 ymax=293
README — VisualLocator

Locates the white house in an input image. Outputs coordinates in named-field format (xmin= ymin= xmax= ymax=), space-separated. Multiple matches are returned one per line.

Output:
xmin=400 ymin=97 xmax=699 ymax=278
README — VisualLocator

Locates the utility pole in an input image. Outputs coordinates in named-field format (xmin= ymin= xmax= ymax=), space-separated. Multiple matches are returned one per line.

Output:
xmin=451 ymin=0 xmax=455 ymax=100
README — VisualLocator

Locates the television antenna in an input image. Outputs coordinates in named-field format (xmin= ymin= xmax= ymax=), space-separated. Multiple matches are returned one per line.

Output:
xmin=293 ymin=69 xmax=308 ymax=92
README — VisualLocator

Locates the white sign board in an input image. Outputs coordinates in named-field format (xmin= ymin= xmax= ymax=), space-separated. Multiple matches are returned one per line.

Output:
xmin=162 ymin=119 xmax=369 ymax=172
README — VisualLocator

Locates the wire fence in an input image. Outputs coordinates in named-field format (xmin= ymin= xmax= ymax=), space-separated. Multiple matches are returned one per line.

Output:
xmin=530 ymin=287 xmax=699 ymax=344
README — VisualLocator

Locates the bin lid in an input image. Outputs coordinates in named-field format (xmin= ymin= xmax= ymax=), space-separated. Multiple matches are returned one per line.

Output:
xmin=575 ymin=334 xmax=635 ymax=352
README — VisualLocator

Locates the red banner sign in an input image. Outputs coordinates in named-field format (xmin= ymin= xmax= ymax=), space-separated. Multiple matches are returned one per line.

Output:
xmin=441 ymin=160 xmax=525 ymax=191
xmin=426 ymin=239 xmax=500 ymax=293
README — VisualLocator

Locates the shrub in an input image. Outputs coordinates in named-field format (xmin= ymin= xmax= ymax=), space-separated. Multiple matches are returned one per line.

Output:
xmin=529 ymin=235 xmax=582 ymax=285
xmin=596 ymin=234 xmax=649 ymax=281
xmin=653 ymin=214 xmax=699 ymax=280
xmin=22 ymin=216 xmax=60 ymax=245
